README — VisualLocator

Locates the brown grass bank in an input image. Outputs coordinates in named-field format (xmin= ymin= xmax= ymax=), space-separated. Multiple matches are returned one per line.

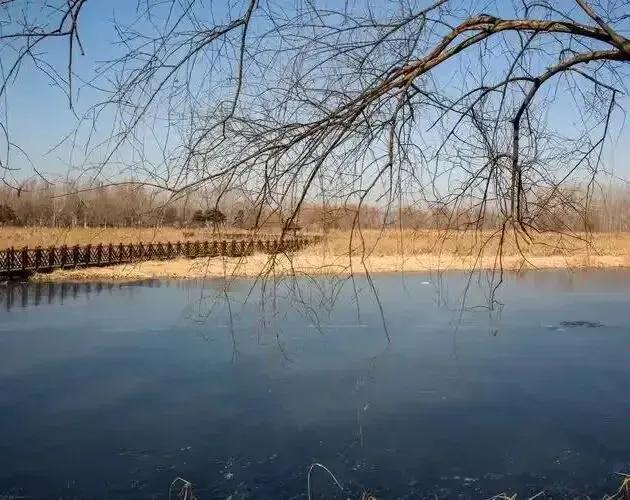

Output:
xmin=27 ymin=229 xmax=630 ymax=282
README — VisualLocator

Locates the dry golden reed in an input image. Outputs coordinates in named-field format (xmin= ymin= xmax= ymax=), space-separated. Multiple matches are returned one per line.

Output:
xmin=19 ymin=227 xmax=630 ymax=282
xmin=0 ymin=226 xmax=272 ymax=249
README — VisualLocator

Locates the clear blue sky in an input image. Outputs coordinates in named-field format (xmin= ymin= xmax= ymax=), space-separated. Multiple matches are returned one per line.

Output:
xmin=3 ymin=0 xmax=629 ymax=187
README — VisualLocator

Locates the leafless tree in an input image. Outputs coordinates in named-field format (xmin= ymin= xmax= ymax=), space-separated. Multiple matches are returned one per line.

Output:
xmin=1 ymin=0 xmax=629 ymax=252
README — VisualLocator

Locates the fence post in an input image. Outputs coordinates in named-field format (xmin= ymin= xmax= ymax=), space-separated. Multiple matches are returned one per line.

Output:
xmin=96 ymin=244 xmax=102 ymax=265
xmin=119 ymin=243 xmax=124 ymax=263
xmin=176 ymin=241 xmax=181 ymax=256
xmin=108 ymin=244 xmax=113 ymax=263
xmin=49 ymin=246 xmax=55 ymax=269
xmin=34 ymin=247 xmax=41 ymax=271
xmin=21 ymin=247 xmax=28 ymax=272
xmin=61 ymin=245 xmax=67 ymax=268
xmin=6 ymin=247 xmax=13 ymax=271
xmin=85 ymin=244 xmax=91 ymax=266
xmin=221 ymin=240 xmax=227 ymax=256
xmin=72 ymin=245 xmax=79 ymax=267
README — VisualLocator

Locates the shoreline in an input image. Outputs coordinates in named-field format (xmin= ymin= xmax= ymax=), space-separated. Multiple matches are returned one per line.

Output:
xmin=27 ymin=251 xmax=630 ymax=283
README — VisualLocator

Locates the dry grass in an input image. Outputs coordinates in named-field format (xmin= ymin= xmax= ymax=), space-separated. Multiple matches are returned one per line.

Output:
xmin=0 ymin=226 xmax=276 ymax=249
xmin=605 ymin=474 xmax=630 ymax=500
xmin=29 ymin=228 xmax=630 ymax=282
xmin=4 ymin=226 xmax=630 ymax=257
xmin=318 ymin=229 xmax=630 ymax=259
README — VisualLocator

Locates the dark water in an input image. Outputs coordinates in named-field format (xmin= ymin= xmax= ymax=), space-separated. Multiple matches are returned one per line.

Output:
xmin=1 ymin=271 xmax=630 ymax=499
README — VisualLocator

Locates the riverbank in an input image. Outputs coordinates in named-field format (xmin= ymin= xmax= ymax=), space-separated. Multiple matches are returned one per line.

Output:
xmin=30 ymin=251 xmax=630 ymax=282
xmin=22 ymin=229 xmax=630 ymax=282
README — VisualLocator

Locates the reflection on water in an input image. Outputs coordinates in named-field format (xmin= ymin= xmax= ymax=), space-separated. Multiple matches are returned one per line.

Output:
xmin=0 ymin=280 xmax=212 ymax=310
xmin=1 ymin=270 xmax=630 ymax=499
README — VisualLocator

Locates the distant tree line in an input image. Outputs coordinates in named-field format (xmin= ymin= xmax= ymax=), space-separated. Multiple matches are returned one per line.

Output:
xmin=1 ymin=180 xmax=630 ymax=233
xmin=0 ymin=182 xmax=243 ymax=229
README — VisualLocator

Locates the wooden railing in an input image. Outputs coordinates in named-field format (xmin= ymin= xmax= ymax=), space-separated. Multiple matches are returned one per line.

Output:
xmin=0 ymin=237 xmax=320 ymax=277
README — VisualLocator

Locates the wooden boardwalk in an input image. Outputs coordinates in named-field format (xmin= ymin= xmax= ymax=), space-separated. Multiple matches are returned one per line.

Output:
xmin=0 ymin=237 xmax=318 ymax=278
